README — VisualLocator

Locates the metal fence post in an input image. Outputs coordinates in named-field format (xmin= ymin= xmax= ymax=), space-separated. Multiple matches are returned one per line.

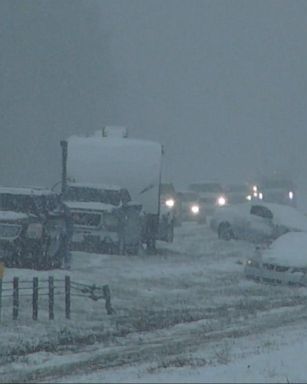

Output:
xmin=103 ymin=285 xmax=113 ymax=315
xmin=65 ymin=275 xmax=70 ymax=319
xmin=13 ymin=277 xmax=19 ymax=320
xmin=0 ymin=262 xmax=4 ymax=322
xmin=33 ymin=277 xmax=38 ymax=320
xmin=48 ymin=276 xmax=54 ymax=320
xmin=0 ymin=278 xmax=2 ymax=322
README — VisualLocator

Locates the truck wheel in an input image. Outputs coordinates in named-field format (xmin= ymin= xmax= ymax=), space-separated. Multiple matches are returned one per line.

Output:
xmin=127 ymin=243 xmax=140 ymax=255
xmin=146 ymin=238 xmax=156 ymax=255
xmin=218 ymin=222 xmax=234 ymax=241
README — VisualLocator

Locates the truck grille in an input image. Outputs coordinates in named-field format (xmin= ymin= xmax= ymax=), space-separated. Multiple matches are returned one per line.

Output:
xmin=0 ymin=223 xmax=22 ymax=238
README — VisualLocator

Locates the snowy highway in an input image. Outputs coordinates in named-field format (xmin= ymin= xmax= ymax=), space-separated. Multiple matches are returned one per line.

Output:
xmin=1 ymin=222 xmax=307 ymax=383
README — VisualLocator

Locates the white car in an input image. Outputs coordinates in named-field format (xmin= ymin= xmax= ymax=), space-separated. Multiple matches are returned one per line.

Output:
xmin=245 ymin=232 xmax=307 ymax=286
xmin=210 ymin=202 xmax=307 ymax=243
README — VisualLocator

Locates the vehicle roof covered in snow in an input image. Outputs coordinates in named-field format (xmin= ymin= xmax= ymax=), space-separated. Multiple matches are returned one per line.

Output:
xmin=64 ymin=201 xmax=115 ymax=212
xmin=0 ymin=186 xmax=56 ymax=196
xmin=67 ymin=182 xmax=123 ymax=191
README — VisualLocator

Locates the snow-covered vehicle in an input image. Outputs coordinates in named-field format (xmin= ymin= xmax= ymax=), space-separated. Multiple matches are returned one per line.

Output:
xmin=63 ymin=183 xmax=142 ymax=254
xmin=210 ymin=202 xmax=307 ymax=243
xmin=189 ymin=182 xmax=227 ymax=216
xmin=0 ymin=187 xmax=68 ymax=269
xmin=63 ymin=182 xmax=131 ymax=206
xmin=176 ymin=191 xmax=204 ymax=223
xmin=61 ymin=127 xmax=170 ymax=253
xmin=245 ymin=232 xmax=307 ymax=286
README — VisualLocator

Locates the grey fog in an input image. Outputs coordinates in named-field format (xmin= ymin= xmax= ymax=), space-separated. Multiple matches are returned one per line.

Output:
xmin=1 ymin=1 xmax=307 ymax=383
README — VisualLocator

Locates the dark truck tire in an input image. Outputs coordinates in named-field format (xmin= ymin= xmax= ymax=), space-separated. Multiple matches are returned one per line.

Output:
xmin=218 ymin=222 xmax=234 ymax=241
xmin=35 ymin=235 xmax=63 ymax=270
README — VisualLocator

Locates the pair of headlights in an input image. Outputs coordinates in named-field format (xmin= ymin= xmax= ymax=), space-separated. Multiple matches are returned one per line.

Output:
xmin=246 ymin=192 xmax=263 ymax=201
xmin=165 ymin=198 xmax=200 ymax=214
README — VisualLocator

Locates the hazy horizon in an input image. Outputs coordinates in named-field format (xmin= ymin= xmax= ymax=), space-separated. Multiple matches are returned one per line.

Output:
xmin=1 ymin=0 xmax=307 ymax=192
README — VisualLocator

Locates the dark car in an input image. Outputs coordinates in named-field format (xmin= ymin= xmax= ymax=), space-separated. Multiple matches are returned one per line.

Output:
xmin=176 ymin=191 xmax=205 ymax=223
xmin=0 ymin=186 xmax=68 ymax=269
xmin=189 ymin=182 xmax=227 ymax=216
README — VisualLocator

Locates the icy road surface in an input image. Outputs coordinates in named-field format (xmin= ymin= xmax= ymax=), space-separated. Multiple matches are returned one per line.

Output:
xmin=1 ymin=223 xmax=307 ymax=383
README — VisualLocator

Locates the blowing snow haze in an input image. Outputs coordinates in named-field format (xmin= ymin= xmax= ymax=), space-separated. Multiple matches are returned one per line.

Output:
xmin=1 ymin=0 xmax=307 ymax=191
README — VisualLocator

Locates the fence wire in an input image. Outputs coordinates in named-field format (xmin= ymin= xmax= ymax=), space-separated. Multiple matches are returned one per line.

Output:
xmin=0 ymin=275 xmax=113 ymax=320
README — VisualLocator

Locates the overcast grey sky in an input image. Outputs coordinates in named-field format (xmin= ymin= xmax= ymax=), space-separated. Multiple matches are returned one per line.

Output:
xmin=1 ymin=0 xmax=307 ymax=189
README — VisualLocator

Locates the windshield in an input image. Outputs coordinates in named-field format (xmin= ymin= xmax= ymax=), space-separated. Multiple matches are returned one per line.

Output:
xmin=64 ymin=186 xmax=127 ymax=206
xmin=189 ymin=183 xmax=223 ymax=193
xmin=179 ymin=192 xmax=199 ymax=202
xmin=226 ymin=184 xmax=248 ymax=193
xmin=0 ymin=193 xmax=58 ymax=215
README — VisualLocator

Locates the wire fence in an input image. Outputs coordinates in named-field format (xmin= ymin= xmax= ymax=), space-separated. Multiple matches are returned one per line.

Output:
xmin=0 ymin=275 xmax=113 ymax=321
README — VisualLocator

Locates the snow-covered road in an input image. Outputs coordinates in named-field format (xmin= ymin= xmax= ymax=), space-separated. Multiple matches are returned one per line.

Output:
xmin=1 ymin=222 xmax=307 ymax=383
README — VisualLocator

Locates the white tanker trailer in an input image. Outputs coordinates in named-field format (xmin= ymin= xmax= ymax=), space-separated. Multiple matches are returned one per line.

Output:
xmin=60 ymin=127 xmax=174 ymax=253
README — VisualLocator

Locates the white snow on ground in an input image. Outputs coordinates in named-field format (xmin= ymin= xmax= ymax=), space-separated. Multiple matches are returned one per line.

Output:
xmin=1 ymin=222 xmax=307 ymax=383
xmin=56 ymin=323 xmax=307 ymax=383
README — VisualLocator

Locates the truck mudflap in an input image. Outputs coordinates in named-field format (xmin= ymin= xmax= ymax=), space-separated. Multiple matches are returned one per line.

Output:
xmin=141 ymin=213 xmax=159 ymax=253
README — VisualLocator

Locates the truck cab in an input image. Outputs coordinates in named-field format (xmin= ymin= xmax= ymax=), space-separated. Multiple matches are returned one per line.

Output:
xmin=61 ymin=128 xmax=166 ymax=253
xmin=63 ymin=182 xmax=142 ymax=254
xmin=0 ymin=186 xmax=67 ymax=269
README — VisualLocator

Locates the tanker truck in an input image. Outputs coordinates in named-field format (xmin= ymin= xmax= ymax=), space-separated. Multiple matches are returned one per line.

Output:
xmin=60 ymin=127 xmax=174 ymax=253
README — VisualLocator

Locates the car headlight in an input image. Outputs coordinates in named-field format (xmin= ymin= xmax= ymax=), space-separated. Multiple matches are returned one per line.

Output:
xmin=246 ymin=195 xmax=252 ymax=201
xmin=246 ymin=259 xmax=259 ymax=267
xmin=217 ymin=196 xmax=227 ymax=206
xmin=258 ymin=192 xmax=263 ymax=200
xmin=289 ymin=191 xmax=294 ymax=200
xmin=165 ymin=198 xmax=175 ymax=208
xmin=190 ymin=205 xmax=200 ymax=214
xmin=26 ymin=223 xmax=43 ymax=239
